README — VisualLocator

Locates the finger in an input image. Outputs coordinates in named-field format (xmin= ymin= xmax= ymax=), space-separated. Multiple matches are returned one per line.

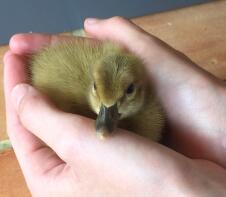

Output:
xmin=84 ymin=17 xmax=209 ymax=69
xmin=10 ymin=83 xmax=96 ymax=164
xmin=84 ymin=17 xmax=160 ymax=62
xmin=84 ymin=17 xmax=148 ymax=43
xmin=3 ymin=51 xmax=32 ymax=153
xmin=9 ymin=33 xmax=78 ymax=55
xmin=84 ymin=18 xmax=221 ymax=90
xmin=3 ymin=52 xmax=64 ymax=183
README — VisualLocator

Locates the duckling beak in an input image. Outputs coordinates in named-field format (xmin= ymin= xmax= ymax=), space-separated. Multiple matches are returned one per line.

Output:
xmin=96 ymin=103 xmax=119 ymax=139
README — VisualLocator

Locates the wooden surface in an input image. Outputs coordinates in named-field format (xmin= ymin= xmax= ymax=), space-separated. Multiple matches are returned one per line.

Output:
xmin=133 ymin=0 xmax=226 ymax=79
xmin=0 ymin=150 xmax=30 ymax=196
xmin=0 ymin=1 xmax=226 ymax=196
xmin=0 ymin=45 xmax=8 ymax=140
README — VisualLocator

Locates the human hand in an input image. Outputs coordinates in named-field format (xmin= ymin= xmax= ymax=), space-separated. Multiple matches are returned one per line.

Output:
xmin=3 ymin=17 xmax=226 ymax=196
xmin=84 ymin=17 xmax=226 ymax=168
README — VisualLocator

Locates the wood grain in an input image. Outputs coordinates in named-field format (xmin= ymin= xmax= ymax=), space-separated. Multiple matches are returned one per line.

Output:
xmin=0 ymin=1 xmax=225 ymax=196
xmin=132 ymin=0 xmax=226 ymax=79
xmin=0 ymin=150 xmax=31 ymax=197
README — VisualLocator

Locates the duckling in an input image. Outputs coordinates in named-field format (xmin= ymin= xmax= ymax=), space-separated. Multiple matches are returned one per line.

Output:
xmin=30 ymin=38 xmax=165 ymax=141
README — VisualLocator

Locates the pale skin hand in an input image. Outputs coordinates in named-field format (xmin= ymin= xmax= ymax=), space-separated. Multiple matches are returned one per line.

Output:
xmin=3 ymin=17 xmax=226 ymax=196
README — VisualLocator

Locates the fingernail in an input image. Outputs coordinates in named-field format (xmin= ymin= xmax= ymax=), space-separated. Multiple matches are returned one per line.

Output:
xmin=85 ymin=18 xmax=99 ymax=25
xmin=11 ymin=84 xmax=30 ymax=111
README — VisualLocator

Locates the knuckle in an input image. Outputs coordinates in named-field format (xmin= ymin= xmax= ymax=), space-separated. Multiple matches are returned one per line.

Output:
xmin=58 ymin=137 xmax=77 ymax=160
xmin=110 ymin=16 xmax=128 ymax=25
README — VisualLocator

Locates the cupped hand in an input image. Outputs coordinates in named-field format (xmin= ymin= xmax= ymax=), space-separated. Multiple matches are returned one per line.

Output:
xmin=3 ymin=17 xmax=226 ymax=196
xmin=84 ymin=17 xmax=226 ymax=167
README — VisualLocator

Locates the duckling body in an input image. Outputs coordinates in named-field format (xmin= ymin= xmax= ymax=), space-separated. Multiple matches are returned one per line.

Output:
xmin=30 ymin=39 xmax=164 ymax=141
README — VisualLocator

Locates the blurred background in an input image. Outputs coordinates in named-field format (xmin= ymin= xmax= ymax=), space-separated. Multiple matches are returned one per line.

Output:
xmin=0 ymin=0 xmax=210 ymax=44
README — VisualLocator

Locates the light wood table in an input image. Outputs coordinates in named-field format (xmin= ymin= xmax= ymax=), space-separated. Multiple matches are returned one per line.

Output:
xmin=0 ymin=1 xmax=226 ymax=196
xmin=0 ymin=45 xmax=8 ymax=140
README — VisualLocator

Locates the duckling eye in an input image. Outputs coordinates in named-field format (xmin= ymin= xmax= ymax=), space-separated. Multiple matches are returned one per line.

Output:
xmin=92 ymin=82 xmax=97 ymax=94
xmin=93 ymin=83 xmax=97 ymax=91
xmin=126 ymin=83 xmax=135 ymax=94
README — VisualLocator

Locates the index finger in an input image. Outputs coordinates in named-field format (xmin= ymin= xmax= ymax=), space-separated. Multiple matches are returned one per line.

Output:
xmin=9 ymin=33 xmax=80 ymax=55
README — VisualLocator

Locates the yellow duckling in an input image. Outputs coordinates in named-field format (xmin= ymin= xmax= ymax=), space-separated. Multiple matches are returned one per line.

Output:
xmin=30 ymin=38 xmax=165 ymax=141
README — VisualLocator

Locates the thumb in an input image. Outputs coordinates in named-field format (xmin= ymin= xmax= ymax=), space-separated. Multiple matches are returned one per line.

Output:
xmin=10 ymin=83 xmax=95 ymax=163
xmin=11 ymin=83 xmax=57 ymax=123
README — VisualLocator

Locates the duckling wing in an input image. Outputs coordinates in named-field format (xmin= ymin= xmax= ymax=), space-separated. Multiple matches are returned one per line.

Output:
xmin=30 ymin=40 xmax=101 ymax=118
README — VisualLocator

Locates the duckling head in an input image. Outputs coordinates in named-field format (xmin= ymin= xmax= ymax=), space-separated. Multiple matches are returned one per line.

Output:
xmin=88 ymin=46 xmax=148 ymax=139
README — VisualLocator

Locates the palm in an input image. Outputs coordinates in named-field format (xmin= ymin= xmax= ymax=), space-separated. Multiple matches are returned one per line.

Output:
xmin=153 ymin=58 xmax=226 ymax=163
